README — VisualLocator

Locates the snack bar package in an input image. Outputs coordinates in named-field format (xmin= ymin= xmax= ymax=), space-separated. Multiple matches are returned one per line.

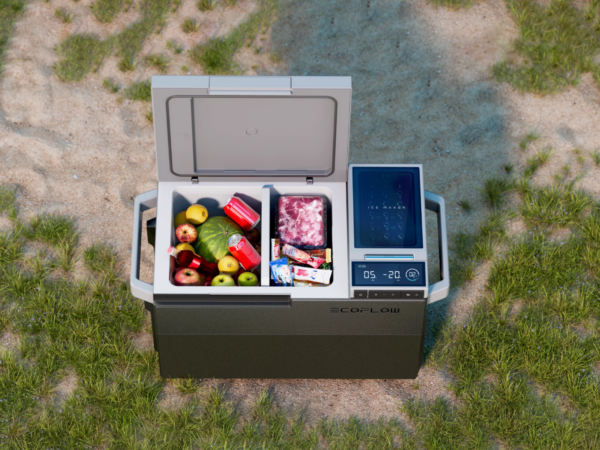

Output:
xmin=271 ymin=239 xmax=280 ymax=261
xmin=269 ymin=258 xmax=292 ymax=286
xmin=277 ymin=196 xmax=327 ymax=249
xmin=281 ymin=244 xmax=325 ymax=269
xmin=291 ymin=266 xmax=332 ymax=285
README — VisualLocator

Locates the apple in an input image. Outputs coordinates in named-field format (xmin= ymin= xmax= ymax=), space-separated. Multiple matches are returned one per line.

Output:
xmin=218 ymin=255 xmax=239 ymax=275
xmin=186 ymin=204 xmax=209 ymax=225
xmin=176 ymin=223 xmax=197 ymax=243
xmin=211 ymin=274 xmax=235 ymax=286
xmin=238 ymin=272 xmax=258 ymax=286
xmin=174 ymin=211 xmax=189 ymax=228
xmin=254 ymin=244 xmax=262 ymax=256
xmin=176 ymin=243 xmax=195 ymax=252
xmin=174 ymin=268 xmax=205 ymax=286
xmin=245 ymin=228 xmax=260 ymax=244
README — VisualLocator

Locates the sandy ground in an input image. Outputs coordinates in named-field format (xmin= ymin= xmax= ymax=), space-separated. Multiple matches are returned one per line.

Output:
xmin=1 ymin=0 xmax=600 ymax=425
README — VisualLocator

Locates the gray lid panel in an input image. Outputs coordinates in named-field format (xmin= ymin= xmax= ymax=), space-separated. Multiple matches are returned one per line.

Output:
xmin=152 ymin=76 xmax=351 ymax=183
xmin=191 ymin=96 xmax=335 ymax=176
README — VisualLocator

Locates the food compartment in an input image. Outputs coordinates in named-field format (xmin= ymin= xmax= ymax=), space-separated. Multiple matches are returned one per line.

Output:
xmin=170 ymin=186 xmax=264 ymax=288
xmin=264 ymin=186 xmax=335 ymax=288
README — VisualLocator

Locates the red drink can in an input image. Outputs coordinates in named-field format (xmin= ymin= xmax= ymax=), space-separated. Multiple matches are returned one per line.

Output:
xmin=224 ymin=196 xmax=260 ymax=231
xmin=227 ymin=234 xmax=261 ymax=271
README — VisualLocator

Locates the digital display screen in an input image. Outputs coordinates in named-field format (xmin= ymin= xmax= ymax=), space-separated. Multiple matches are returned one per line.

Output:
xmin=352 ymin=262 xmax=426 ymax=287
xmin=352 ymin=167 xmax=423 ymax=248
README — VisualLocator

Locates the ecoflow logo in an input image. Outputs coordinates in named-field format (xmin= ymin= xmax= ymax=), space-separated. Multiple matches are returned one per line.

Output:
xmin=330 ymin=307 xmax=400 ymax=314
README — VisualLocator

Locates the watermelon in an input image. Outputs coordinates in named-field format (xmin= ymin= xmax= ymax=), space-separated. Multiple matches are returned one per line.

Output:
xmin=194 ymin=216 xmax=243 ymax=263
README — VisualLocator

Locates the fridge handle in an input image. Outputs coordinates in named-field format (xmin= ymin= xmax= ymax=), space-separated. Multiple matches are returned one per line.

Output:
xmin=424 ymin=191 xmax=450 ymax=304
xmin=131 ymin=189 xmax=157 ymax=304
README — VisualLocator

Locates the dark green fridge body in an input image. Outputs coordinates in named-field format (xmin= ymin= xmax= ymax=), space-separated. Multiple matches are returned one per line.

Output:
xmin=130 ymin=76 xmax=449 ymax=379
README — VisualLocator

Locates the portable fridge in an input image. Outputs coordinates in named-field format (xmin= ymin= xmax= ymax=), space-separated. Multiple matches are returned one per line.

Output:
xmin=130 ymin=76 xmax=449 ymax=379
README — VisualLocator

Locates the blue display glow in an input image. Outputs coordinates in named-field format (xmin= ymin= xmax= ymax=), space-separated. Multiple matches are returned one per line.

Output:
xmin=352 ymin=167 xmax=423 ymax=248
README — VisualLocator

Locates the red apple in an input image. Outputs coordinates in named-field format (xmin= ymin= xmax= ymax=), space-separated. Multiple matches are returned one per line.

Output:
xmin=245 ymin=228 xmax=260 ymax=244
xmin=254 ymin=244 xmax=261 ymax=256
xmin=176 ymin=223 xmax=197 ymax=243
xmin=174 ymin=268 xmax=205 ymax=286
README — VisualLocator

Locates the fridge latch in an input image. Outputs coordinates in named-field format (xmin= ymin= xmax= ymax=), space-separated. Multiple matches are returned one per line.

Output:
xmin=306 ymin=177 xmax=314 ymax=185
xmin=191 ymin=177 xmax=199 ymax=184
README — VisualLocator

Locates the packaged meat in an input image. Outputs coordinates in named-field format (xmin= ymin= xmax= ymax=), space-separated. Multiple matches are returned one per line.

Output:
xmin=277 ymin=195 xmax=327 ymax=249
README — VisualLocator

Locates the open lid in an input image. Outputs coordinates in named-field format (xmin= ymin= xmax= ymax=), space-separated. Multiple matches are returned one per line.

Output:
xmin=151 ymin=76 xmax=352 ymax=183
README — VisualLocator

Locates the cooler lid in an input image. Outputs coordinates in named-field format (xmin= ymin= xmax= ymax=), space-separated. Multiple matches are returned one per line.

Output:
xmin=151 ymin=76 xmax=352 ymax=183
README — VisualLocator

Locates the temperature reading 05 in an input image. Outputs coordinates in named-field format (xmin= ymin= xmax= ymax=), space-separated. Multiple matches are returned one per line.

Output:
xmin=364 ymin=271 xmax=376 ymax=279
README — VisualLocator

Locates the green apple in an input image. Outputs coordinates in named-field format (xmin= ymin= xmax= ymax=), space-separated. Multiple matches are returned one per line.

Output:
xmin=211 ymin=274 xmax=235 ymax=287
xmin=238 ymin=272 xmax=258 ymax=286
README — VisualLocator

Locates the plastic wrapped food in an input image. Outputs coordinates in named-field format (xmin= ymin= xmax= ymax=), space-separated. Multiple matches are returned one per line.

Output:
xmin=270 ymin=258 xmax=292 ymax=286
xmin=277 ymin=196 xmax=327 ymax=249
xmin=291 ymin=266 xmax=332 ymax=285
xmin=282 ymin=244 xmax=325 ymax=269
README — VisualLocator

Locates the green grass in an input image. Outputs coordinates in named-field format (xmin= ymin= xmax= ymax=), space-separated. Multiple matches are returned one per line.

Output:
xmin=521 ymin=183 xmax=591 ymax=228
xmin=54 ymin=34 xmax=110 ymax=82
xmin=416 ymin=173 xmax=600 ymax=448
xmin=54 ymin=7 xmax=74 ymax=23
xmin=458 ymin=200 xmax=472 ymax=213
xmin=55 ymin=0 xmax=172 ymax=78
xmin=102 ymin=77 xmax=120 ymax=93
xmin=189 ymin=0 xmax=276 ymax=74
xmin=429 ymin=0 xmax=600 ymax=93
xmin=519 ymin=129 xmax=541 ymax=150
xmin=181 ymin=17 xmax=199 ymax=33
xmin=492 ymin=0 xmax=600 ymax=93
xmin=90 ymin=0 xmax=123 ymax=23
xmin=0 ymin=0 xmax=25 ymax=72
xmin=197 ymin=0 xmax=218 ymax=11
xmin=114 ymin=0 xmax=172 ymax=72
xmin=145 ymin=109 xmax=153 ymax=122
xmin=166 ymin=39 xmax=183 ymax=54
xmin=83 ymin=243 xmax=117 ymax=273
xmin=122 ymin=80 xmax=151 ymax=101
xmin=173 ymin=378 xmax=202 ymax=394
xmin=145 ymin=52 xmax=169 ymax=72
xmin=524 ymin=147 xmax=552 ymax=178
xmin=480 ymin=177 xmax=511 ymax=208
xmin=54 ymin=0 xmax=273 ymax=83
xmin=592 ymin=150 xmax=600 ymax=166
xmin=0 ymin=186 xmax=17 ymax=221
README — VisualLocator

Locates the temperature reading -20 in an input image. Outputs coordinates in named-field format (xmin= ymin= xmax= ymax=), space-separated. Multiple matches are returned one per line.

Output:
xmin=353 ymin=262 xmax=426 ymax=287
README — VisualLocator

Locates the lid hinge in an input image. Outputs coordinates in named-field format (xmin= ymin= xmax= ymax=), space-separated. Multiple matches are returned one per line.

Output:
xmin=306 ymin=177 xmax=314 ymax=185
xmin=191 ymin=177 xmax=199 ymax=184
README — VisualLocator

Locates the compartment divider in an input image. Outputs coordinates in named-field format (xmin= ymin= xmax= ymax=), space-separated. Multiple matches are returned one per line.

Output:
xmin=260 ymin=186 xmax=272 ymax=287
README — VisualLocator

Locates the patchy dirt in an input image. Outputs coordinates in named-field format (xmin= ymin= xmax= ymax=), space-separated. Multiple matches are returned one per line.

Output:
xmin=0 ymin=331 xmax=21 ymax=353
xmin=52 ymin=369 xmax=78 ymax=408
xmin=1 ymin=0 xmax=600 ymax=425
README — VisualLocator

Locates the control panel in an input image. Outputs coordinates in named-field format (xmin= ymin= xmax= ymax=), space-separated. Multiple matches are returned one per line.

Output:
xmin=348 ymin=165 xmax=428 ymax=299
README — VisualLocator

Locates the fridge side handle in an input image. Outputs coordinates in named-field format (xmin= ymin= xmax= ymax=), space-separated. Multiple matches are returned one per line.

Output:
xmin=131 ymin=189 xmax=157 ymax=304
xmin=424 ymin=191 xmax=450 ymax=304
